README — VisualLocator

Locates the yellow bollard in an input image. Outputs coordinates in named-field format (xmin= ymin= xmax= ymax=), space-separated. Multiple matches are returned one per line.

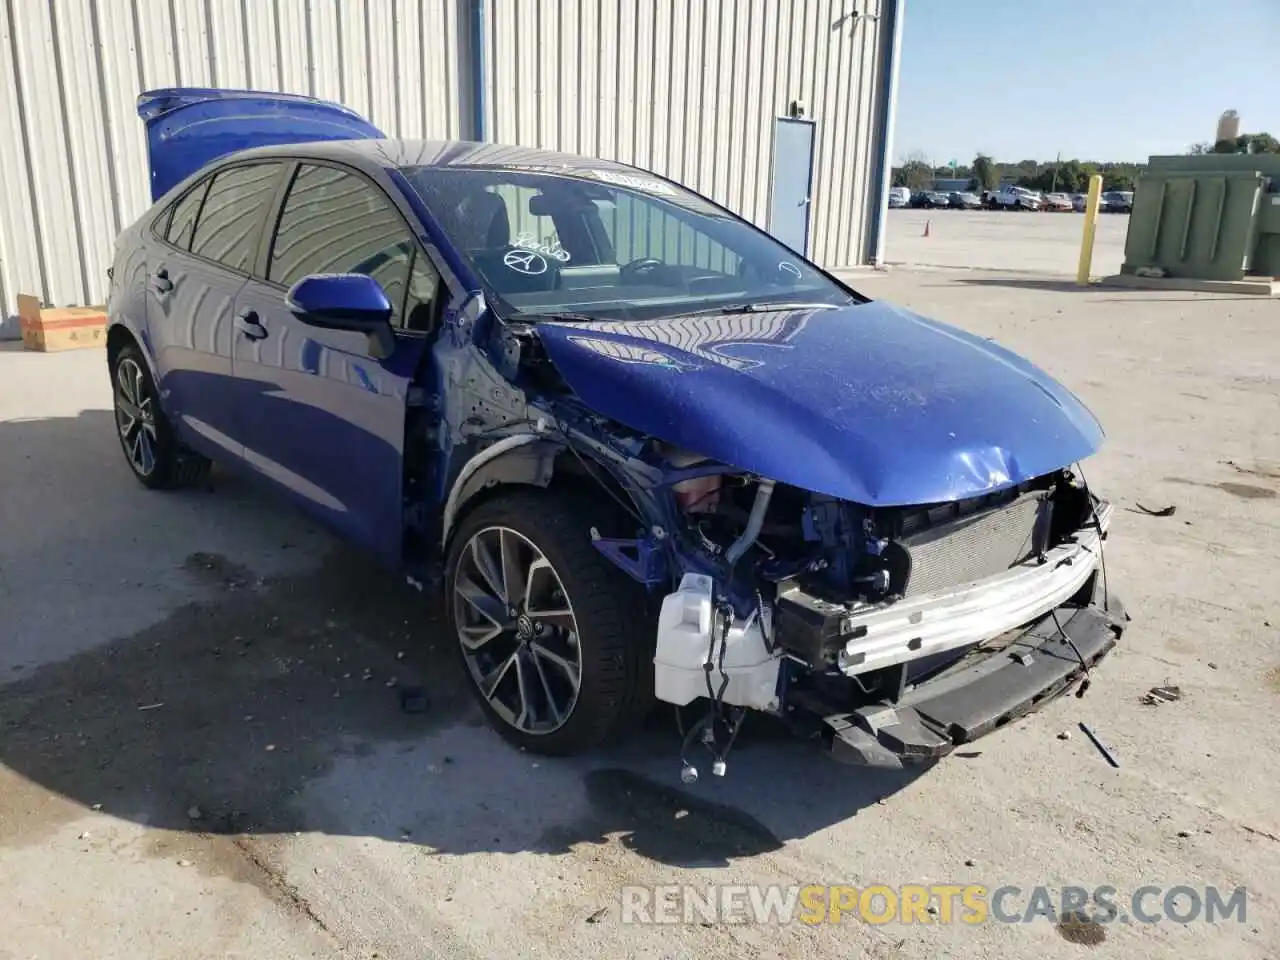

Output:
xmin=1076 ymin=174 xmax=1103 ymax=285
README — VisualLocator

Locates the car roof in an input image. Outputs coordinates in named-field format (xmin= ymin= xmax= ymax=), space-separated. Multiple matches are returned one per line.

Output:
xmin=224 ymin=138 xmax=642 ymax=176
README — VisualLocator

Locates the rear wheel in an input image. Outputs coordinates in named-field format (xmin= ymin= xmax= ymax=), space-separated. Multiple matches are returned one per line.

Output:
xmin=445 ymin=490 xmax=653 ymax=755
xmin=111 ymin=343 xmax=210 ymax=489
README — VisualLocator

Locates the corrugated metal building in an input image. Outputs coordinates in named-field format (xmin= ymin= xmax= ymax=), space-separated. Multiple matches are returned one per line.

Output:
xmin=0 ymin=0 xmax=902 ymax=335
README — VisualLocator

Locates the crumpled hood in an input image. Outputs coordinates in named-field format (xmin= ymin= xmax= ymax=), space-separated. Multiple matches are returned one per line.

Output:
xmin=534 ymin=301 xmax=1104 ymax=506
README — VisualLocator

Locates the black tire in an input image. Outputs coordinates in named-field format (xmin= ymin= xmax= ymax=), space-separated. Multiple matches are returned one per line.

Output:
xmin=110 ymin=343 xmax=211 ymax=489
xmin=444 ymin=488 xmax=654 ymax=755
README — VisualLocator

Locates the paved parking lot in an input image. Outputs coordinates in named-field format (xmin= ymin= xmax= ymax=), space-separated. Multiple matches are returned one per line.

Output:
xmin=2 ymin=269 xmax=1278 ymax=959
xmin=887 ymin=208 xmax=1130 ymax=276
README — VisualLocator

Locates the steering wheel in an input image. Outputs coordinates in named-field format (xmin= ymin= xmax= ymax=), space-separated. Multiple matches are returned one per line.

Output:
xmin=736 ymin=257 xmax=803 ymax=284
xmin=618 ymin=257 xmax=665 ymax=283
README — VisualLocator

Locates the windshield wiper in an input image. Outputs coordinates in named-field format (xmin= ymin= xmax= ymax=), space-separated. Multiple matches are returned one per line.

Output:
xmin=509 ymin=310 xmax=604 ymax=324
xmin=677 ymin=300 xmax=846 ymax=318
xmin=513 ymin=300 xmax=847 ymax=325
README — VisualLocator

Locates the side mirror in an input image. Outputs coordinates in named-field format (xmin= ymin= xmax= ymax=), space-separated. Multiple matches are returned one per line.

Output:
xmin=286 ymin=273 xmax=396 ymax=359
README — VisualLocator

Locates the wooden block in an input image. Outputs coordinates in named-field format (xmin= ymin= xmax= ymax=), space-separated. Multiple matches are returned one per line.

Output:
xmin=17 ymin=294 xmax=107 ymax=352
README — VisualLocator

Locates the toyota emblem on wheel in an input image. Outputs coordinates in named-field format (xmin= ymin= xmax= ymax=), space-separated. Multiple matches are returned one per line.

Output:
xmin=503 ymin=249 xmax=548 ymax=275
xmin=515 ymin=614 xmax=535 ymax=640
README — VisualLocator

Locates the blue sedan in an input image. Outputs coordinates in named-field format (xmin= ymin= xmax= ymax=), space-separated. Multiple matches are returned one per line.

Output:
xmin=106 ymin=88 xmax=1125 ymax=776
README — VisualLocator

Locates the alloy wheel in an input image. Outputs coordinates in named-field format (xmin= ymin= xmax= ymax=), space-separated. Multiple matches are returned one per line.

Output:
xmin=452 ymin=525 xmax=582 ymax=735
xmin=114 ymin=357 xmax=158 ymax=477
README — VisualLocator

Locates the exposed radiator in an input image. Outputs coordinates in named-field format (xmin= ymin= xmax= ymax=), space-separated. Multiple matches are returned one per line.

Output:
xmin=897 ymin=491 xmax=1053 ymax=598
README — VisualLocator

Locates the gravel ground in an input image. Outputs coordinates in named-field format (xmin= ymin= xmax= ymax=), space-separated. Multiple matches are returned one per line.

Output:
xmin=1 ymin=268 xmax=1277 ymax=960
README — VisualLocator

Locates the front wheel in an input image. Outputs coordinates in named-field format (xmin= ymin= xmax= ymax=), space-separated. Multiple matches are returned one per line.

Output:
xmin=445 ymin=490 xmax=653 ymax=755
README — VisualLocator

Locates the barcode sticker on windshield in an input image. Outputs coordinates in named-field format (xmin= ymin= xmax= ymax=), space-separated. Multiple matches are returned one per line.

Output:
xmin=587 ymin=169 xmax=679 ymax=197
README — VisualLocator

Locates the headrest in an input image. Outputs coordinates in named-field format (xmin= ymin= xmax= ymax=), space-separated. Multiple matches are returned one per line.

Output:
xmin=455 ymin=190 xmax=510 ymax=249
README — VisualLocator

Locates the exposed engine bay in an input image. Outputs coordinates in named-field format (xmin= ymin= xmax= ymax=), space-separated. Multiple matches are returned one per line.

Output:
xmin=635 ymin=444 xmax=1119 ymax=782
xmin=663 ymin=453 xmax=1091 ymax=609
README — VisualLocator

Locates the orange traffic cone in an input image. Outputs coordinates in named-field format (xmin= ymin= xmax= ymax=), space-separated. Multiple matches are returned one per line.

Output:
xmin=923 ymin=219 xmax=931 ymax=238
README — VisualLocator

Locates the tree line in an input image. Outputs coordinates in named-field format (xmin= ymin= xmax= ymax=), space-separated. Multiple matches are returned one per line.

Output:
xmin=892 ymin=133 xmax=1279 ymax=195
xmin=1188 ymin=132 xmax=1279 ymax=156
xmin=892 ymin=153 xmax=1140 ymax=194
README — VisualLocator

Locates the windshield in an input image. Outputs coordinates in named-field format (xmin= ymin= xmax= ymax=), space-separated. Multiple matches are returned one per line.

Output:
xmin=402 ymin=166 xmax=857 ymax=321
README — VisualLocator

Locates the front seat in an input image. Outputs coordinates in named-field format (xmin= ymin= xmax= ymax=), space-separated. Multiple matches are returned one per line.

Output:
xmin=461 ymin=191 xmax=558 ymax=293
xmin=455 ymin=190 xmax=512 ymax=250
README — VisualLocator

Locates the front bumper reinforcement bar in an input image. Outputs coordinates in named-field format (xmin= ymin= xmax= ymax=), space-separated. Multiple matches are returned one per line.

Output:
xmin=822 ymin=580 xmax=1127 ymax=767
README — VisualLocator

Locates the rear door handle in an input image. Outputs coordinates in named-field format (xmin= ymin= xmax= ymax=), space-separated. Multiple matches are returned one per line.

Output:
xmin=151 ymin=268 xmax=173 ymax=293
xmin=235 ymin=309 xmax=268 ymax=340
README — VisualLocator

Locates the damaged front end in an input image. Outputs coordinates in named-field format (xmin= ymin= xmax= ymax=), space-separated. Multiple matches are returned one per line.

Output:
xmin=451 ymin=303 xmax=1126 ymax=779
xmin=642 ymin=463 xmax=1126 ymax=776
xmin=564 ymin=433 xmax=1126 ymax=779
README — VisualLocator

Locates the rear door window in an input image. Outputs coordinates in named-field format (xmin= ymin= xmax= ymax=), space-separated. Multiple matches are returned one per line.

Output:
xmin=164 ymin=180 xmax=209 ymax=250
xmin=189 ymin=163 xmax=283 ymax=272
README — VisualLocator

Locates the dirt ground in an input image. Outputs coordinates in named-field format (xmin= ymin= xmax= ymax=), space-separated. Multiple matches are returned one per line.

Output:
xmin=1 ymin=268 xmax=1277 ymax=960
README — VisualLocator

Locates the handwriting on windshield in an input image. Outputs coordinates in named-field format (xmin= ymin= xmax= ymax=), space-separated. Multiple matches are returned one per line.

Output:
xmin=512 ymin=232 xmax=571 ymax=262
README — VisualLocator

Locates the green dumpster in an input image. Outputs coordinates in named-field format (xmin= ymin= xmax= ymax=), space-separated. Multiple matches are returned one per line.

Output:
xmin=1123 ymin=154 xmax=1280 ymax=282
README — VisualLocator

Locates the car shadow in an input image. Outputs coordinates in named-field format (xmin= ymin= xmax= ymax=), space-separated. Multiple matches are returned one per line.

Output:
xmin=0 ymin=408 xmax=924 ymax=870
xmin=954 ymin=277 xmax=1099 ymax=294
xmin=954 ymin=276 xmax=1267 ymax=302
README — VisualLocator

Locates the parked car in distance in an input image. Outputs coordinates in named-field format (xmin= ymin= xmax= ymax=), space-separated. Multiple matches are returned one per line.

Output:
xmin=988 ymin=184 xmax=1043 ymax=211
xmin=888 ymin=186 xmax=911 ymax=208
xmin=948 ymin=191 xmax=982 ymax=210
xmin=107 ymin=87 xmax=1126 ymax=775
xmin=1071 ymin=193 xmax=1088 ymax=212
xmin=912 ymin=189 xmax=952 ymax=209
xmin=1102 ymin=190 xmax=1134 ymax=213
xmin=1043 ymin=193 xmax=1073 ymax=212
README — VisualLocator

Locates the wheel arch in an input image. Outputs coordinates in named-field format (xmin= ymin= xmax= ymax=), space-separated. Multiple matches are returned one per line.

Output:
xmin=106 ymin=321 xmax=162 ymax=385
xmin=440 ymin=436 xmax=648 ymax=554
xmin=106 ymin=322 xmax=139 ymax=367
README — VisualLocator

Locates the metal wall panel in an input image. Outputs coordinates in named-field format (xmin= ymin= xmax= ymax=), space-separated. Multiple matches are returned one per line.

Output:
xmin=0 ymin=0 xmax=467 ymax=332
xmin=482 ymin=0 xmax=890 ymax=268
xmin=1 ymin=0 xmax=891 ymax=334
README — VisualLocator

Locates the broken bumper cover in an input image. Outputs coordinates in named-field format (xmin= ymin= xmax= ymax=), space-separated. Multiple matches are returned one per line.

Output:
xmin=823 ymin=578 xmax=1127 ymax=767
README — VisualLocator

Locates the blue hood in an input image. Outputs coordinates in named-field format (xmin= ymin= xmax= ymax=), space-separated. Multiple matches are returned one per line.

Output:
xmin=137 ymin=87 xmax=385 ymax=201
xmin=534 ymin=302 xmax=1103 ymax=506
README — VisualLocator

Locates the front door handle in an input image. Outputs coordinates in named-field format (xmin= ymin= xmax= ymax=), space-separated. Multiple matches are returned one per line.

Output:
xmin=151 ymin=268 xmax=173 ymax=293
xmin=235 ymin=309 xmax=268 ymax=340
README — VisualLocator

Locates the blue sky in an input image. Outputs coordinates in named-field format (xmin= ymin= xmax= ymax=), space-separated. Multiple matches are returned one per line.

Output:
xmin=894 ymin=0 xmax=1280 ymax=164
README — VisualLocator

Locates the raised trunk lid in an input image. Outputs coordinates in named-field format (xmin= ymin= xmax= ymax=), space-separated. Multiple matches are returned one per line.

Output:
xmin=136 ymin=87 xmax=385 ymax=201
